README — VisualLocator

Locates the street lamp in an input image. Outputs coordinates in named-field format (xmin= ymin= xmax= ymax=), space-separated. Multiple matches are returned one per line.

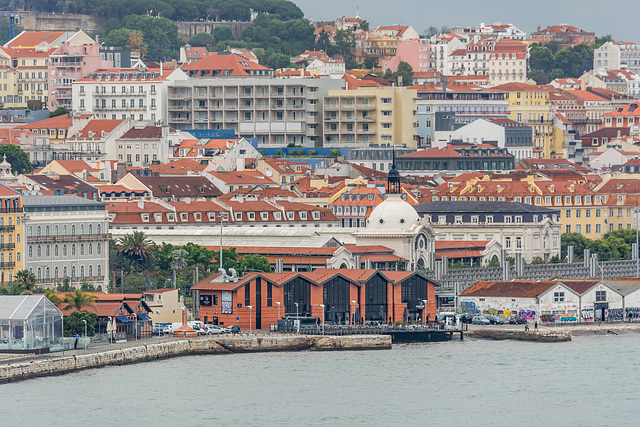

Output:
xmin=294 ymin=302 xmax=299 ymax=333
xmin=247 ymin=306 xmax=253 ymax=333
xmin=82 ymin=319 xmax=87 ymax=350
xmin=108 ymin=316 xmax=113 ymax=344
xmin=351 ymin=300 xmax=357 ymax=326
xmin=276 ymin=301 xmax=281 ymax=320
xmin=133 ymin=313 xmax=137 ymax=344
xmin=320 ymin=304 xmax=325 ymax=335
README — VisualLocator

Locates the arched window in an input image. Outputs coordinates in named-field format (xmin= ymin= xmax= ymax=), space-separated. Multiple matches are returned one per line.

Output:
xmin=72 ymin=244 xmax=76 ymax=256
xmin=80 ymin=224 xmax=84 ymax=235
xmin=37 ymin=268 xmax=42 ymax=279
xmin=54 ymin=225 xmax=58 ymax=236
xmin=37 ymin=226 xmax=41 ymax=237
xmin=88 ymin=244 xmax=93 ymax=255
xmin=63 ymin=225 xmax=67 ymax=235
xmin=89 ymin=224 xmax=93 ymax=235
xmin=71 ymin=266 xmax=76 ymax=278
xmin=45 ymin=225 xmax=50 ymax=236
xmin=54 ymin=266 xmax=59 ymax=279
xmin=97 ymin=264 xmax=101 ymax=277
xmin=45 ymin=267 xmax=50 ymax=279
xmin=97 ymin=224 xmax=101 ymax=234
xmin=54 ymin=245 xmax=59 ymax=257
xmin=426 ymin=118 xmax=432 ymax=127
xmin=46 ymin=245 xmax=50 ymax=257
xmin=63 ymin=266 xmax=68 ymax=277
xmin=80 ymin=244 xmax=84 ymax=256
xmin=28 ymin=246 xmax=33 ymax=257
xmin=89 ymin=265 xmax=93 ymax=277
xmin=37 ymin=245 xmax=41 ymax=257
xmin=97 ymin=243 xmax=101 ymax=255
xmin=63 ymin=245 xmax=67 ymax=257
xmin=71 ymin=225 xmax=76 ymax=235
xmin=80 ymin=265 xmax=85 ymax=278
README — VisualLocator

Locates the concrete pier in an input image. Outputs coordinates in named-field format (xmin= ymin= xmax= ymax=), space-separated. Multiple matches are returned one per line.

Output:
xmin=0 ymin=334 xmax=391 ymax=384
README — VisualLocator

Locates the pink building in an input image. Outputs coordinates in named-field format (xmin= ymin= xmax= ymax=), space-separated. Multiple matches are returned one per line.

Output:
xmin=48 ymin=41 xmax=111 ymax=110
xmin=381 ymin=38 xmax=432 ymax=74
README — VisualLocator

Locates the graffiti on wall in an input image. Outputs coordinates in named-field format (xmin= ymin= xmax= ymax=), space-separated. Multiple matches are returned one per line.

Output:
xmin=460 ymin=301 xmax=478 ymax=314
xmin=607 ymin=308 xmax=624 ymax=321
xmin=518 ymin=310 xmax=536 ymax=320
xmin=582 ymin=309 xmax=594 ymax=321
xmin=560 ymin=315 xmax=577 ymax=322
xmin=626 ymin=307 xmax=640 ymax=320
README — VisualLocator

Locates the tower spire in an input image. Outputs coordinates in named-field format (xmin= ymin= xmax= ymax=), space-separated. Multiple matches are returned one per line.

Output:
xmin=387 ymin=146 xmax=401 ymax=194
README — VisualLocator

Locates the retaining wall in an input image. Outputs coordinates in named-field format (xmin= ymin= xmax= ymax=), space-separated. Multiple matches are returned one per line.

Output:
xmin=0 ymin=334 xmax=391 ymax=384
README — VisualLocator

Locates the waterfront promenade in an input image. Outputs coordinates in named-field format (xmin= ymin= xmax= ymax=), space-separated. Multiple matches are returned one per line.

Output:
xmin=0 ymin=333 xmax=391 ymax=384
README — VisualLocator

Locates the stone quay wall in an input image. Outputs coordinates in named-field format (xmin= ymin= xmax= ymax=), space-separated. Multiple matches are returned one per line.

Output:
xmin=0 ymin=334 xmax=391 ymax=384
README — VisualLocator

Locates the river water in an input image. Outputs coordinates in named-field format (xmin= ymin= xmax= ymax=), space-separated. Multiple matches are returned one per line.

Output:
xmin=1 ymin=334 xmax=639 ymax=426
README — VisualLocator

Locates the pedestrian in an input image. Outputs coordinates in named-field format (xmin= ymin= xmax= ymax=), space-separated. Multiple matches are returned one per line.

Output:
xmin=74 ymin=334 xmax=79 ymax=350
xmin=535 ymin=320 xmax=538 ymax=330
xmin=525 ymin=324 xmax=529 ymax=332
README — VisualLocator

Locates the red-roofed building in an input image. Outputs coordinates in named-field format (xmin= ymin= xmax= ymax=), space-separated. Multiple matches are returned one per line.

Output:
xmin=193 ymin=268 xmax=435 ymax=328
xmin=306 ymin=57 xmax=345 ymax=75
xmin=115 ymin=173 xmax=222 ymax=201
xmin=602 ymin=101 xmax=640 ymax=133
xmin=182 ymin=51 xmax=274 ymax=78
xmin=449 ymin=38 xmax=527 ymax=85
xmin=531 ymin=24 xmax=595 ymax=47
xmin=179 ymin=45 xmax=210 ymax=64
xmin=115 ymin=125 xmax=170 ymax=168
xmin=206 ymin=170 xmax=276 ymax=193
xmin=149 ymin=158 xmax=212 ymax=176
xmin=64 ymin=118 xmax=132 ymax=163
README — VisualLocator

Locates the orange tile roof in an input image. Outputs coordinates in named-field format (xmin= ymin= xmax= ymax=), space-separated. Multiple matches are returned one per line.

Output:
xmin=14 ymin=114 xmax=74 ymax=130
xmin=6 ymin=31 xmax=66 ymax=48
xmin=182 ymin=52 xmax=272 ymax=77
xmin=72 ymin=120 xmax=124 ymax=139
xmin=149 ymin=159 xmax=209 ymax=175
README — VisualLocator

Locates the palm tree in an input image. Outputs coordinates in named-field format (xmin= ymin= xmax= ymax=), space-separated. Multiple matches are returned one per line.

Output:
xmin=118 ymin=231 xmax=152 ymax=265
xmin=14 ymin=269 xmax=37 ymax=293
xmin=44 ymin=288 xmax=63 ymax=305
xmin=63 ymin=288 xmax=97 ymax=312
xmin=170 ymin=248 xmax=189 ymax=289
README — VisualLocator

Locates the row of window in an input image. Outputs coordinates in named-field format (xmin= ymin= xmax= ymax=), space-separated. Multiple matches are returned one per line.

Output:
xmin=28 ymin=223 xmax=103 ymax=237
xmin=31 ymin=264 xmax=103 ymax=281
xmin=28 ymin=242 xmax=103 ymax=258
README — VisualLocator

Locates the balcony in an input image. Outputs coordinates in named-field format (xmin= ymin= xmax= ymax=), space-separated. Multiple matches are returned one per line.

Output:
xmin=0 ymin=225 xmax=15 ymax=232
xmin=37 ymin=276 xmax=106 ymax=286
xmin=0 ymin=262 xmax=15 ymax=269
xmin=27 ymin=233 xmax=112 ymax=243
xmin=0 ymin=243 xmax=15 ymax=250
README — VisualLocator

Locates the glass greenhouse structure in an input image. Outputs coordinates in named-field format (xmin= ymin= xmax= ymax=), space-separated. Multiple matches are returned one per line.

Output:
xmin=0 ymin=296 xmax=64 ymax=351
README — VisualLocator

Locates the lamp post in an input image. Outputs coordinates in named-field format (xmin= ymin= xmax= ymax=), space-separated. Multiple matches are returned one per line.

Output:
xmin=133 ymin=313 xmax=137 ymax=344
xmin=108 ymin=316 xmax=113 ymax=345
xmin=320 ymin=304 xmax=325 ymax=335
xmin=276 ymin=301 xmax=281 ymax=320
xmin=247 ymin=306 xmax=253 ymax=333
xmin=295 ymin=302 xmax=299 ymax=333
xmin=351 ymin=300 xmax=356 ymax=326
xmin=82 ymin=319 xmax=87 ymax=350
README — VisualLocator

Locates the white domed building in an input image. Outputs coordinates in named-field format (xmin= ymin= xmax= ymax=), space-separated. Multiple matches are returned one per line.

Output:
xmin=354 ymin=165 xmax=435 ymax=270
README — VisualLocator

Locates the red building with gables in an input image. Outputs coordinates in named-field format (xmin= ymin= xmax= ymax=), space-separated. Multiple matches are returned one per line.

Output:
xmin=192 ymin=269 xmax=436 ymax=330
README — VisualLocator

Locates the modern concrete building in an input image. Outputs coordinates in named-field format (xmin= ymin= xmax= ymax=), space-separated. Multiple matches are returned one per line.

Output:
xmin=167 ymin=77 xmax=344 ymax=147
xmin=323 ymin=86 xmax=418 ymax=148
xmin=23 ymin=195 xmax=110 ymax=290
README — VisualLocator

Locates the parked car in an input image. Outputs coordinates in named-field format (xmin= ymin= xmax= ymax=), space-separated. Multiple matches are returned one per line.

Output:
xmin=459 ymin=313 xmax=474 ymax=324
xmin=472 ymin=316 xmax=490 ymax=325
xmin=487 ymin=315 xmax=504 ymax=325
xmin=206 ymin=325 xmax=225 ymax=335
xmin=152 ymin=324 xmax=165 ymax=336
xmin=192 ymin=325 xmax=208 ymax=336
xmin=509 ymin=316 xmax=527 ymax=325
xmin=225 ymin=325 xmax=241 ymax=334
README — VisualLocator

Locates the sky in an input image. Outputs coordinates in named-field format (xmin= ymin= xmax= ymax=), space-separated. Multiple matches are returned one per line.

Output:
xmin=292 ymin=0 xmax=637 ymax=43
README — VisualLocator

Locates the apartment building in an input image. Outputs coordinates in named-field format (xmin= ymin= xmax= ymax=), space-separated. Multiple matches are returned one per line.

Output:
xmin=0 ymin=184 xmax=24 ymax=286
xmin=531 ymin=24 xmax=595 ymax=47
xmin=382 ymin=38 xmax=433 ymax=74
xmin=72 ymin=67 xmax=188 ymax=124
xmin=449 ymin=38 xmax=527 ymax=85
xmin=323 ymin=86 xmax=418 ymax=148
xmin=594 ymin=42 xmax=640 ymax=74
xmin=167 ymin=77 xmax=344 ymax=147
xmin=23 ymin=195 xmax=110 ymax=290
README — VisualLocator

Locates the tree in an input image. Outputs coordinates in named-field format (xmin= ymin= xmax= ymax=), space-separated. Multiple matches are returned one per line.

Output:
xmin=315 ymin=30 xmax=331 ymax=53
xmin=240 ymin=254 xmax=272 ymax=273
xmin=121 ymin=15 xmax=179 ymax=61
xmin=44 ymin=288 xmax=63 ymax=305
xmin=212 ymin=248 xmax=239 ymax=271
xmin=170 ymin=248 xmax=189 ymax=288
xmin=126 ymin=31 xmax=148 ymax=56
xmin=213 ymin=25 xmax=234 ymax=42
xmin=49 ymin=106 xmax=69 ymax=118
xmin=0 ymin=282 xmax=22 ymax=295
xmin=423 ymin=26 xmax=439 ymax=38
xmin=189 ymin=32 xmax=215 ymax=48
xmin=395 ymin=61 xmax=414 ymax=86
xmin=118 ymin=231 xmax=153 ymax=265
xmin=0 ymin=18 xmax=23 ymax=46
xmin=63 ymin=289 xmax=97 ymax=312
xmin=102 ymin=28 xmax=136 ymax=48
xmin=64 ymin=310 xmax=97 ymax=337
xmin=363 ymin=56 xmax=375 ymax=70
xmin=561 ymin=232 xmax=590 ymax=261
xmin=81 ymin=281 xmax=97 ymax=292
xmin=14 ymin=270 xmax=36 ymax=293
xmin=527 ymin=69 xmax=548 ymax=84
xmin=0 ymin=145 xmax=33 ymax=174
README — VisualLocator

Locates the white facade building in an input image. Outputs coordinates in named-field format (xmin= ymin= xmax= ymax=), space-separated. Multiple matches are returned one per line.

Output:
xmin=594 ymin=42 xmax=640 ymax=75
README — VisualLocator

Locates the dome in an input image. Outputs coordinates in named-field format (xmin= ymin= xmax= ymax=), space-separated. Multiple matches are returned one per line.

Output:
xmin=367 ymin=194 xmax=419 ymax=231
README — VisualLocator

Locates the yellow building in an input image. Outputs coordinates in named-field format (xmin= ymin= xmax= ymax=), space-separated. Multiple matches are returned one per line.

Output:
xmin=433 ymin=174 xmax=606 ymax=238
xmin=143 ymin=288 xmax=185 ymax=324
xmin=323 ymin=86 xmax=418 ymax=148
xmin=492 ymin=83 xmax=562 ymax=158
xmin=0 ymin=183 xmax=24 ymax=286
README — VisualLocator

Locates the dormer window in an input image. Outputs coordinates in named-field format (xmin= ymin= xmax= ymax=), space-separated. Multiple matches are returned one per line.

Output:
xmin=261 ymin=212 xmax=269 ymax=221
xmin=154 ymin=213 xmax=163 ymax=222
xmin=235 ymin=212 xmax=243 ymax=221
xmin=141 ymin=213 xmax=149 ymax=222
xmin=248 ymin=212 xmax=255 ymax=221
